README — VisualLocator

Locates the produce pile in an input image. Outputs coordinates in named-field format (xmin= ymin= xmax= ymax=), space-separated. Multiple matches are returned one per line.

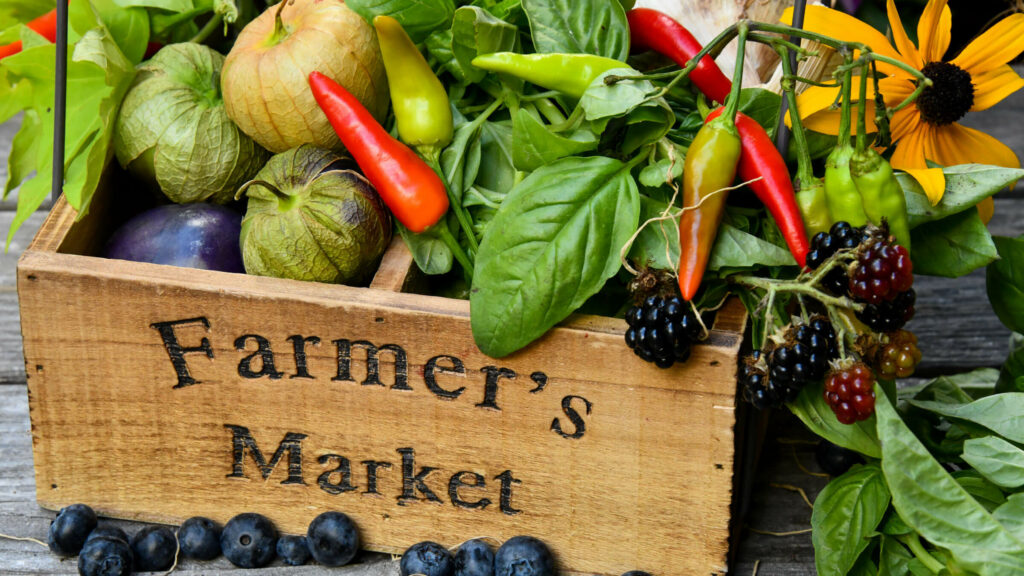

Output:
xmin=4 ymin=0 xmax=1024 ymax=574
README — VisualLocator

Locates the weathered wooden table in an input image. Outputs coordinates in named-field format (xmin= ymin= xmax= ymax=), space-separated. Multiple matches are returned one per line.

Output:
xmin=2 ymin=84 xmax=1022 ymax=574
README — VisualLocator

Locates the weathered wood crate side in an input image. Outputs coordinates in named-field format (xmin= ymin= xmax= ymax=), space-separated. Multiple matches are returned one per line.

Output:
xmin=18 ymin=196 xmax=747 ymax=576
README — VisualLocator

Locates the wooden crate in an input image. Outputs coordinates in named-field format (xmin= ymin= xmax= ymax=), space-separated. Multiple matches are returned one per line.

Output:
xmin=17 ymin=180 xmax=749 ymax=576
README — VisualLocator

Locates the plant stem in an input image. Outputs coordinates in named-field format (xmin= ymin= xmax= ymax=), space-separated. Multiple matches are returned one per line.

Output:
xmin=436 ymin=222 xmax=474 ymax=277
xmin=898 ymin=534 xmax=946 ymax=574
xmin=837 ymin=53 xmax=853 ymax=147
xmin=534 ymin=97 xmax=567 ymax=125
xmin=776 ymin=44 xmax=814 ymax=186
xmin=426 ymin=155 xmax=479 ymax=254
xmin=856 ymin=61 xmax=870 ymax=151
xmin=730 ymin=273 xmax=863 ymax=312
xmin=723 ymin=22 xmax=748 ymax=123
xmin=190 ymin=14 xmax=224 ymax=44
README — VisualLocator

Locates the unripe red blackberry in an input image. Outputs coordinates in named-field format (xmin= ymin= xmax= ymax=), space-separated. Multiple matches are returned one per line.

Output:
xmin=824 ymin=362 xmax=876 ymax=424
xmin=849 ymin=239 xmax=913 ymax=305
xmin=873 ymin=330 xmax=922 ymax=379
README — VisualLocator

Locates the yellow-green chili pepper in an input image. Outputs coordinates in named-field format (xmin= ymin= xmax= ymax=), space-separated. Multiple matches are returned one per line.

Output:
xmin=824 ymin=145 xmax=868 ymax=227
xmin=374 ymin=15 xmax=453 ymax=159
xmin=851 ymin=148 xmax=912 ymax=251
xmin=470 ymin=52 xmax=625 ymax=99
xmin=796 ymin=176 xmax=831 ymax=237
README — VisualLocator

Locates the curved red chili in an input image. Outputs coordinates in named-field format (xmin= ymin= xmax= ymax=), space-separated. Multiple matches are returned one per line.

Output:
xmin=707 ymin=107 xmax=810 ymax=268
xmin=308 ymin=71 xmax=448 ymax=234
xmin=626 ymin=7 xmax=732 ymax=104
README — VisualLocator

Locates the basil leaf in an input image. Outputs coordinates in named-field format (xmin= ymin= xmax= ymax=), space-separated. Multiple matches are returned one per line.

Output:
xmin=470 ymin=156 xmax=640 ymax=357
xmin=579 ymin=68 xmax=652 ymax=122
xmin=114 ymin=0 xmax=194 ymax=10
xmin=997 ymin=334 xmax=1024 ymax=393
xmin=397 ymin=221 xmax=453 ymax=275
xmin=709 ymin=224 xmax=796 ymax=270
xmin=476 ymin=121 xmax=516 ymax=197
xmin=993 ymin=493 xmax=1024 ymax=535
xmin=900 ymin=369 xmax=996 ymax=402
xmin=0 ymin=0 xmax=53 ymax=31
xmin=908 ymin=393 xmax=1024 ymax=444
xmin=71 ymin=0 xmax=150 ymax=64
xmin=963 ymin=437 xmax=1024 ymax=490
xmin=522 ymin=0 xmax=628 ymax=60
xmin=953 ymin=470 xmax=1008 ymax=512
xmin=910 ymin=208 xmax=998 ymax=277
xmin=987 ymin=236 xmax=1024 ymax=334
xmin=789 ymin=381 xmax=882 ymax=458
xmin=879 ymin=536 xmax=933 ymax=576
xmin=451 ymin=6 xmax=518 ymax=83
xmin=811 ymin=463 xmax=890 ymax=576
xmin=346 ymin=0 xmax=455 ymax=43
xmin=511 ymin=108 xmax=598 ymax=172
xmin=899 ymin=164 xmax=1024 ymax=228
xmin=620 ymin=101 xmax=673 ymax=155
xmin=877 ymin=392 xmax=1024 ymax=574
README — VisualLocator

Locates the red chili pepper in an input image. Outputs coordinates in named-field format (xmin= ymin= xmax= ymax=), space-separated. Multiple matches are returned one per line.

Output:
xmin=0 ymin=6 xmax=60 ymax=60
xmin=626 ymin=7 xmax=732 ymax=104
xmin=707 ymin=107 xmax=809 ymax=268
xmin=308 ymin=71 xmax=448 ymax=234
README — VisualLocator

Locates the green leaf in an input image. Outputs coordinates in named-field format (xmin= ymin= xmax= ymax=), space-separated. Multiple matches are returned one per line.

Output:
xmin=879 ymin=536 xmax=933 ymax=576
xmin=811 ymin=463 xmax=890 ymax=576
xmin=579 ymin=68 xmax=652 ymax=122
xmin=963 ymin=437 xmax=1024 ymax=489
xmin=346 ymin=0 xmax=455 ymax=43
xmin=397 ymin=221 xmax=453 ymax=275
xmin=907 ymin=393 xmax=1024 ymax=444
xmin=638 ymin=156 xmax=682 ymax=189
xmin=987 ymin=236 xmax=1024 ymax=334
xmin=789 ymin=381 xmax=882 ymax=459
xmin=511 ymin=108 xmax=598 ymax=172
xmin=470 ymin=156 xmax=640 ymax=357
xmin=3 ymin=110 xmax=41 ymax=199
xmin=993 ymin=493 xmax=1024 ymax=535
xmin=898 ymin=165 xmax=1024 ymax=229
xmin=997 ymin=334 xmax=1024 ymax=393
xmin=709 ymin=224 xmax=796 ymax=270
xmin=0 ymin=0 xmax=53 ymax=31
xmin=953 ymin=470 xmax=1008 ymax=512
xmin=909 ymin=208 xmax=997 ymax=277
xmin=521 ymin=0 xmax=628 ymax=60
xmin=876 ymin=392 xmax=1024 ymax=574
xmin=70 ymin=0 xmax=150 ymax=64
xmin=619 ymin=101 xmax=673 ymax=155
xmin=900 ymin=368 xmax=998 ymax=402
xmin=451 ymin=6 xmax=518 ymax=83
xmin=113 ymin=0 xmax=194 ymax=10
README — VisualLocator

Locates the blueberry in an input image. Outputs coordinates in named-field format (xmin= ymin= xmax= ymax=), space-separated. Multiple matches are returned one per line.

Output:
xmin=815 ymin=439 xmax=864 ymax=476
xmin=454 ymin=539 xmax=494 ymax=576
xmin=221 ymin=513 xmax=278 ymax=568
xmin=48 ymin=503 xmax=98 ymax=556
xmin=78 ymin=536 xmax=133 ymax=576
xmin=307 ymin=511 xmax=359 ymax=567
xmin=401 ymin=541 xmax=454 ymax=576
xmin=277 ymin=535 xmax=312 ymax=566
xmin=179 ymin=516 xmax=222 ymax=560
xmin=130 ymin=525 xmax=178 ymax=572
xmin=622 ymin=572 xmax=653 ymax=576
xmin=494 ymin=536 xmax=555 ymax=576
xmin=85 ymin=525 xmax=129 ymax=545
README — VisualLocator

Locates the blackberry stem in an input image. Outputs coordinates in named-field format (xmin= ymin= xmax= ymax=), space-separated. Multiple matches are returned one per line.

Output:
xmin=730 ymin=274 xmax=863 ymax=312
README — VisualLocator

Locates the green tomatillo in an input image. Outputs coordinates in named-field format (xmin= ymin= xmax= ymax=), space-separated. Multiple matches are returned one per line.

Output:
xmin=236 ymin=145 xmax=393 ymax=285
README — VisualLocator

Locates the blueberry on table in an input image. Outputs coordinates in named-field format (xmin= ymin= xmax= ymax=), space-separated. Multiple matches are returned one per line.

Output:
xmin=78 ymin=536 xmax=133 ymax=576
xmin=277 ymin=534 xmax=312 ymax=566
xmin=179 ymin=516 xmax=222 ymax=560
xmin=85 ymin=525 xmax=129 ymax=545
xmin=454 ymin=538 xmax=495 ymax=576
xmin=494 ymin=536 xmax=555 ymax=576
xmin=622 ymin=571 xmax=654 ymax=576
xmin=815 ymin=439 xmax=864 ymax=476
xmin=130 ymin=525 xmax=178 ymax=572
xmin=306 ymin=511 xmax=359 ymax=567
xmin=48 ymin=503 xmax=98 ymax=556
xmin=401 ymin=541 xmax=454 ymax=576
xmin=221 ymin=513 xmax=278 ymax=568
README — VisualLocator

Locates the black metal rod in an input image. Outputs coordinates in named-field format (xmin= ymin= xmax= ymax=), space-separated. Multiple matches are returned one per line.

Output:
xmin=775 ymin=0 xmax=808 ymax=156
xmin=51 ymin=0 xmax=68 ymax=203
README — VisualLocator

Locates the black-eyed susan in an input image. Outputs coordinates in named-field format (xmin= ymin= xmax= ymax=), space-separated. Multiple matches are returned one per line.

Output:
xmin=783 ymin=0 xmax=1024 ymax=207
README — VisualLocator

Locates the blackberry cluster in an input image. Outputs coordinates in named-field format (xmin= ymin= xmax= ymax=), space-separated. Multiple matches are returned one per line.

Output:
xmin=624 ymin=294 xmax=704 ymax=368
xmin=824 ymin=362 xmax=876 ymax=424
xmin=849 ymin=238 xmax=913 ymax=304
xmin=806 ymin=221 xmax=864 ymax=296
xmin=873 ymin=329 xmax=922 ymax=379
xmin=857 ymin=288 xmax=916 ymax=332
xmin=741 ymin=316 xmax=839 ymax=409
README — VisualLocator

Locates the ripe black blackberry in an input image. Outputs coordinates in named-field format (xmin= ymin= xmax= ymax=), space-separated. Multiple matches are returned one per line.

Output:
xmin=856 ymin=288 xmax=916 ymax=332
xmin=806 ymin=221 xmax=864 ymax=296
xmin=624 ymin=294 xmax=704 ymax=368
xmin=740 ymin=351 xmax=779 ymax=409
xmin=769 ymin=316 xmax=839 ymax=399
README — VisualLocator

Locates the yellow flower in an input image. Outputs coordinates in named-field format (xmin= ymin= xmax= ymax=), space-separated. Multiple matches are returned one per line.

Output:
xmin=783 ymin=0 xmax=1024 ymax=207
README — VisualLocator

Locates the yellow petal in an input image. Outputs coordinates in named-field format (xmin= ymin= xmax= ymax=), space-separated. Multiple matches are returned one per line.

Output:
xmin=878 ymin=75 xmax=915 ymax=102
xmin=792 ymin=77 xmax=879 ymax=134
xmin=781 ymin=6 xmax=903 ymax=74
xmin=887 ymin=0 xmax=923 ymax=69
xmin=952 ymin=14 xmax=1024 ymax=76
xmin=977 ymin=196 xmax=994 ymax=224
xmin=970 ymin=65 xmax=1024 ymax=112
xmin=889 ymin=107 xmax=921 ymax=142
xmin=891 ymin=121 xmax=930 ymax=170
xmin=917 ymin=0 xmax=951 ymax=63
xmin=930 ymin=123 xmax=1021 ymax=169
xmin=903 ymin=167 xmax=947 ymax=206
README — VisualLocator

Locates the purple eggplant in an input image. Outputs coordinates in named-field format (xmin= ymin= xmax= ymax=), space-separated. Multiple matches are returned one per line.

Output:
xmin=104 ymin=203 xmax=244 ymax=273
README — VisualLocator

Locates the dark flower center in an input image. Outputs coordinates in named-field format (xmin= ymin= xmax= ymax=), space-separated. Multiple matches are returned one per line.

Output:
xmin=916 ymin=61 xmax=974 ymax=126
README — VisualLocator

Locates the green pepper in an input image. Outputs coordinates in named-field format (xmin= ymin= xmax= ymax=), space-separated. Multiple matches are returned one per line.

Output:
xmin=374 ymin=15 xmax=453 ymax=159
xmin=470 ymin=52 xmax=626 ymax=99
xmin=824 ymin=145 xmax=868 ymax=227
xmin=851 ymin=148 xmax=912 ymax=250
xmin=795 ymin=176 xmax=831 ymax=237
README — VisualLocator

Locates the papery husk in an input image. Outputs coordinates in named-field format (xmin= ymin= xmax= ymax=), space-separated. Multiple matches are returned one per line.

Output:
xmin=222 ymin=0 xmax=389 ymax=153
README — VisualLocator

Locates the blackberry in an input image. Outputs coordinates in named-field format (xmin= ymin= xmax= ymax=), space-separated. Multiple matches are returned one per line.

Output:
xmin=624 ymin=294 xmax=704 ymax=368
xmin=806 ymin=221 xmax=864 ymax=296
xmin=740 ymin=351 xmax=780 ymax=410
xmin=825 ymin=362 xmax=876 ymax=424
xmin=850 ymin=238 xmax=913 ymax=304
xmin=856 ymin=288 xmax=916 ymax=332
xmin=769 ymin=317 xmax=838 ymax=398
xmin=873 ymin=330 xmax=922 ymax=379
